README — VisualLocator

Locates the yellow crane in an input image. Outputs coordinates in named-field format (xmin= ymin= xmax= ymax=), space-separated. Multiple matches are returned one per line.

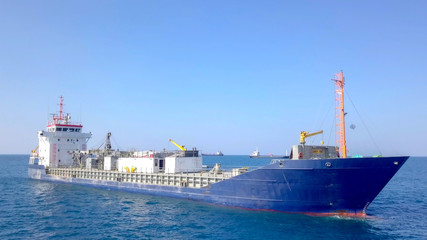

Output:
xmin=300 ymin=130 xmax=323 ymax=145
xmin=169 ymin=139 xmax=187 ymax=151
xmin=32 ymin=146 xmax=39 ymax=153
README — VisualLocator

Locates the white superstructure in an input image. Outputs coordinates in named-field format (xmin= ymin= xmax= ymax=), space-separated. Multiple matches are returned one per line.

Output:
xmin=116 ymin=151 xmax=161 ymax=173
xmin=30 ymin=97 xmax=92 ymax=167
xmin=30 ymin=97 xmax=203 ymax=175
xmin=250 ymin=148 xmax=260 ymax=157
xmin=165 ymin=156 xmax=202 ymax=173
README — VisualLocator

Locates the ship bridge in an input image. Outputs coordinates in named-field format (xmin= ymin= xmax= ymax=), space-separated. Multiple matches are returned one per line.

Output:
xmin=46 ymin=96 xmax=83 ymax=132
xmin=46 ymin=124 xmax=83 ymax=133
xmin=34 ymin=96 xmax=92 ymax=168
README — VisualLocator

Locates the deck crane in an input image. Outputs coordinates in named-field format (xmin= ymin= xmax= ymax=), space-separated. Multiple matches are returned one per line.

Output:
xmin=32 ymin=146 xmax=39 ymax=153
xmin=300 ymin=130 xmax=323 ymax=145
xmin=169 ymin=139 xmax=187 ymax=151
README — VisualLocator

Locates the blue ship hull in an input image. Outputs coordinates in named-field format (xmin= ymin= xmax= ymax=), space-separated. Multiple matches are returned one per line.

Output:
xmin=28 ymin=156 xmax=408 ymax=216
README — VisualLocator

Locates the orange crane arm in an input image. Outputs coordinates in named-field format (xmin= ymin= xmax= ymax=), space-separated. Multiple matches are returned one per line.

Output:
xmin=300 ymin=130 xmax=323 ymax=144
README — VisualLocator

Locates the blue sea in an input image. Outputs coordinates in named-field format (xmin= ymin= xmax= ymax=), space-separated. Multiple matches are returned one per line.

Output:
xmin=0 ymin=155 xmax=426 ymax=239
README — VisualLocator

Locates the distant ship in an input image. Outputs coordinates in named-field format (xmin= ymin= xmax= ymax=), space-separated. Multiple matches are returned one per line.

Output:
xmin=202 ymin=151 xmax=224 ymax=156
xmin=250 ymin=148 xmax=260 ymax=157
xmin=28 ymin=72 xmax=409 ymax=217
xmin=250 ymin=148 xmax=289 ymax=159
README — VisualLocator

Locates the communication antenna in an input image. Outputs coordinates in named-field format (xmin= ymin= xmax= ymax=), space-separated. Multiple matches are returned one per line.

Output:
xmin=59 ymin=96 xmax=64 ymax=120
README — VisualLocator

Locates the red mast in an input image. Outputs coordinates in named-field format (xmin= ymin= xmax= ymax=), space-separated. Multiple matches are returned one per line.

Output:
xmin=52 ymin=96 xmax=65 ymax=124
xmin=333 ymin=71 xmax=347 ymax=158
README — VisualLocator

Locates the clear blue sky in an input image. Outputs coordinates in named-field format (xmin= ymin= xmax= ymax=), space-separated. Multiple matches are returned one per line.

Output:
xmin=1 ymin=0 xmax=426 ymax=156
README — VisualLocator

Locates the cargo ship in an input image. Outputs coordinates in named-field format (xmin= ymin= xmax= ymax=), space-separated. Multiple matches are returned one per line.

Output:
xmin=28 ymin=72 xmax=409 ymax=216
xmin=202 ymin=151 xmax=224 ymax=156
xmin=250 ymin=149 xmax=289 ymax=159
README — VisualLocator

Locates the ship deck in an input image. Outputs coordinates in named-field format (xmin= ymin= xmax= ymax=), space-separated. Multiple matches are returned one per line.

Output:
xmin=48 ymin=167 xmax=234 ymax=188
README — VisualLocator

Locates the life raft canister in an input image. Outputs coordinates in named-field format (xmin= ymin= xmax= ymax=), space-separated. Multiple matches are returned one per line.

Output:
xmin=298 ymin=152 xmax=303 ymax=159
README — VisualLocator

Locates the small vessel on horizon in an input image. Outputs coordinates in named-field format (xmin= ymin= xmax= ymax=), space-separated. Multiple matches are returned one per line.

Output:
xmin=250 ymin=148 xmax=260 ymax=157
xmin=250 ymin=148 xmax=289 ymax=159
xmin=202 ymin=151 xmax=224 ymax=156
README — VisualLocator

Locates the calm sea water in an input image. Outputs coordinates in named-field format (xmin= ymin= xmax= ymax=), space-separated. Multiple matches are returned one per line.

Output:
xmin=0 ymin=155 xmax=426 ymax=239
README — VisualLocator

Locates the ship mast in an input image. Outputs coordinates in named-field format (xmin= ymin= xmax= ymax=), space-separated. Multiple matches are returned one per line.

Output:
xmin=59 ymin=96 xmax=64 ymax=121
xmin=333 ymin=71 xmax=347 ymax=158
xmin=52 ymin=96 xmax=65 ymax=124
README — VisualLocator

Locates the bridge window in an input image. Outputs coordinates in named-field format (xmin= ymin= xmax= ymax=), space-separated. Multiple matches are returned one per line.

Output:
xmin=76 ymin=129 xmax=80 ymax=132
xmin=57 ymin=128 xmax=62 ymax=131
xmin=63 ymin=128 xmax=68 ymax=132
xmin=69 ymin=128 xmax=75 ymax=132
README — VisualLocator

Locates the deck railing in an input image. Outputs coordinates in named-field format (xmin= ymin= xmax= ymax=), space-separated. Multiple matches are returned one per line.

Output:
xmin=48 ymin=168 xmax=231 ymax=188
